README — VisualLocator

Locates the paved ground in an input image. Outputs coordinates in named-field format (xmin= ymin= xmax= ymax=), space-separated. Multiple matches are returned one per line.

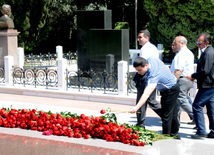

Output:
xmin=0 ymin=92 xmax=213 ymax=155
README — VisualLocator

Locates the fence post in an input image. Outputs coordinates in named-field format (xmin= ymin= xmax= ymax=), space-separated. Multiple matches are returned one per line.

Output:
xmin=17 ymin=47 xmax=24 ymax=68
xmin=4 ymin=56 xmax=14 ymax=86
xmin=58 ymin=58 xmax=67 ymax=91
xmin=118 ymin=61 xmax=128 ymax=95
xmin=56 ymin=46 xmax=63 ymax=60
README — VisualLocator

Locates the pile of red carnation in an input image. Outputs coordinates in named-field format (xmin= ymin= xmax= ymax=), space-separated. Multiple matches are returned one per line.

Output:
xmin=0 ymin=108 xmax=145 ymax=146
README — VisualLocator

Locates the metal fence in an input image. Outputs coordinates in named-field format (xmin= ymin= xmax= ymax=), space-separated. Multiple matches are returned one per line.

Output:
xmin=0 ymin=52 xmax=137 ymax=94
xmin=24 ymin=52 xmax=77 ymax=67
xmin=0 ymin=68 xmax=5 ymax=83
xmin=66 ymin=69 xmax=118 ymax=93
xmin=12 ymin=67 xmax=58 ymax=88
xmin=5 ymin=66 xmax=137 ymax=94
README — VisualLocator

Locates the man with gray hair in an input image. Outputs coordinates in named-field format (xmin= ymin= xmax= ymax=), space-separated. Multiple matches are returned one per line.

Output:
xmin=0 ymin=4 xmax=15 ymax=29
xmin=170 ymin=36 xmax=194 ymax=125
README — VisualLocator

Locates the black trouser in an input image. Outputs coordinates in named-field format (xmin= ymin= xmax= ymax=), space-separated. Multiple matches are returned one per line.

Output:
xmin=160 ymin=83 xmax=180 ymax=136
xmin=135 ymin=74 xmax=162 ymax=128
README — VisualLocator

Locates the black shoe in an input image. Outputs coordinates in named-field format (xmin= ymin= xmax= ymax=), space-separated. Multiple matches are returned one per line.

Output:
xmin=191 ymin=134 xmax=206 ymax=139
xmin=187 ymin=120 xmax=195 ymax=125
xmin=207 ymin=132 xmax=214 ymax=138
xmin=193 ymin=126 xmax=197 ymax=129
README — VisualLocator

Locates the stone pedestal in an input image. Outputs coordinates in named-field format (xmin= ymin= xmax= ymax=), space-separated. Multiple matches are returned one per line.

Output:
xmin=0 ymin=29 xmax=20 ymax=67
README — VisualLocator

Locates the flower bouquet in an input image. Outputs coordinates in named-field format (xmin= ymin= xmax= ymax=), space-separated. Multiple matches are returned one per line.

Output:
xmin=0 ymin=107 xmax=170 ymax=147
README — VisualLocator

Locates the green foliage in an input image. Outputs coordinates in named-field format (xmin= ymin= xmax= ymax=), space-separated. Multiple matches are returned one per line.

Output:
xmin=0 ymin=0 xmax=108 ymax=54
xmin=0 ymin=0 xmax=52 ymax=53
xmin=143 ymin=0 xmax=214 ymax=60
xmin=106 ymin=0 xmax=149 ymax=49
xmin=101 ymin=107 xmax=117 ymax=124
xmin=114 ymin=22 xmax=130 ymax=29
xmin=1 ymin=0 xmax=214 ymax=58
xmin=101 ymin=108 xmax=173 ymax=145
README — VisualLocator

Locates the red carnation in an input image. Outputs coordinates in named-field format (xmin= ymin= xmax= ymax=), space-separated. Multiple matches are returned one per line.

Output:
xmin=100 ymin=109 xmax=106 ymax=114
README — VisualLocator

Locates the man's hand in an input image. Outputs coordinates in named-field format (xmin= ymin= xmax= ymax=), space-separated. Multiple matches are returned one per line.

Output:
xmin=130 ymin=86 xmax=155 ymax=114
xmin=174 ymin=69 xmax=182 ymax=80
xmin=129 ymin=106 xmax=139 ymax=114
xmin=184 ymin=74 xmax=194 ymax=81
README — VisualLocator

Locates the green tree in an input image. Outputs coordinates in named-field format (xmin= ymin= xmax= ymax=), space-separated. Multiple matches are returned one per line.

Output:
xmin=2 ymin=0 xmax=214 ymax=58
xmin=107 ymin=0 xmax=150 ymax=49
xmin=143 ymin=0 xmax=214 ymax=61
xmin=0 ymin=0 xmax=52 ymax=53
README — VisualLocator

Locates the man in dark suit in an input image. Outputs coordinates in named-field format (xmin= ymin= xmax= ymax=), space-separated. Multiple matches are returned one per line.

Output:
xmin=186 ymin=32 xmax=214 ymax=139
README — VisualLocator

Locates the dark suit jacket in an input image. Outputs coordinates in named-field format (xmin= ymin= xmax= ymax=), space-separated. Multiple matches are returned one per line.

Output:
xmin=192 ymin=45 xmax=214 ymax=89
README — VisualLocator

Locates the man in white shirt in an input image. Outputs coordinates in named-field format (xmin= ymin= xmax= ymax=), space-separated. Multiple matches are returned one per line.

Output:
xmin=133 ymin=30 xmax=162 ymax=128
xmin=139 ymin=30 xmax=159 ymax=59
xmin=170 ymin=36 xmax=194 ymax=124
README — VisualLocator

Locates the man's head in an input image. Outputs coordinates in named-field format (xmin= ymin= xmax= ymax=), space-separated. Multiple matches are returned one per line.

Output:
xmin=172 ymin=36 xmax=187 ymax=53
xmin=171 ymin=40 xmax=176 ymax=53
xmin=137 ymin=30 xmax=150 ymax=46
xmin=1 ymin=4 xmax=11 ymax=17
xmin=197 ymin=32 xmax=212 ymax=50
xmin=133 ymin=57 xmax=149 ymax=75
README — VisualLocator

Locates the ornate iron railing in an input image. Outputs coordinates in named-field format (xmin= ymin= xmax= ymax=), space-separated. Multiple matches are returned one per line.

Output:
xmin=1 ymin=66 xmax=137 ymax=94
xmin=25 ymin=52 xmax=77 ymax=67
xmin=0 ymin=67 xmax=5 ymax=84
xmin=13 ymin=67 xmax=58 ymax=88
xmin=127 ymin=72 xmax=137 ymax=94
xmin=66 ymin=69 xmax=118 ymax=93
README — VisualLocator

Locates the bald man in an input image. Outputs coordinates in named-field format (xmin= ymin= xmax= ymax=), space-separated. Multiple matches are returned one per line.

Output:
xmin=170 ymin=36 xmax=194 ymax=124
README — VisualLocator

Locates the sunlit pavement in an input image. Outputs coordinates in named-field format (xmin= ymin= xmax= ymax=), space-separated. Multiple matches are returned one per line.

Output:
xmin=0 ymin=92 xmax=213 ymax=155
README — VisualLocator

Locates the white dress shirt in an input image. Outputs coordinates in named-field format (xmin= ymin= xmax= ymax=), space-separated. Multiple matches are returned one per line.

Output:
xmin=140 ymin=42 xmax=159 ymax=60
xmin=170 ymin=46 xmax=194 ymax=76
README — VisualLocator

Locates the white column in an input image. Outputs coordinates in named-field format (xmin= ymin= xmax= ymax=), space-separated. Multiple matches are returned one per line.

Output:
xmin=56 ymin=46 xmax=63 ymax=60
xmin=4 ymin=56 xmax=14 ymax=86
xmin=157 ymin=44 xmax=164 ymax=60
xmin=17 ymin=47 xmax=24 ymax=68
xmin=118 ymin=61 xmax=128 ymax=95
xmin=58 ymin=58 xmax=67 ymax=91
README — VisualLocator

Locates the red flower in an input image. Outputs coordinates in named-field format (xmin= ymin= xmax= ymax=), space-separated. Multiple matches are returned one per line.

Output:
xmin=68 ymin=132 xmax=74 ymax=137
xmin=21 ymin=109 xmax=27 ymax=114
xmin=100 ymin=109 xmax=106 ymax=114
xmin=140 ymin=142 xmax=145 ymax=146
xmin=134 ymin=140 xmax=141 ymax=146
xmin=127 ymin=128 xmax=132 ymax=133
xmin=80 ymin=114 xmax=86 ymax=119
xmin=0 ymin=108 xmax=149 ymax=147
xmin=84 ymin=134 xmax=91 ymax=139
xmin=106 ymin=135 xmax=113 ymax=141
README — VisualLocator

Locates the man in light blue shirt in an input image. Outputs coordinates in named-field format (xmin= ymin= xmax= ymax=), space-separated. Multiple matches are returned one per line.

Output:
xmin=170 ymin=36 xmax=195 ymax=125
xmin=130 ymin=57 xmax=180 ymax=138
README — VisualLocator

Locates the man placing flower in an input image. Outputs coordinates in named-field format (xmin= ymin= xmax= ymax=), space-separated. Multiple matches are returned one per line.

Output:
xmin=130 ymin=57 xmax=180 ymax=139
